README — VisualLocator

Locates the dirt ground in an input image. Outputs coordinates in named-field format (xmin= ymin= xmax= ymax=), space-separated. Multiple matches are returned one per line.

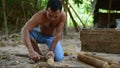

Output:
xmin=0 ymin=34 xmax=120 ymax=68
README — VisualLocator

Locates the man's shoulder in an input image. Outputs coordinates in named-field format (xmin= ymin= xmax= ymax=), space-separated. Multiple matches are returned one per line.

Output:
xmin=33 ymin=10 xmax=46 ymax=19
xmin=37 ymin=10 xmax=46 ymax=15
xmin=61 ymin=11 xmax=66 ymax=17
xmin=59 ymin=11 xmax=66 ymax=21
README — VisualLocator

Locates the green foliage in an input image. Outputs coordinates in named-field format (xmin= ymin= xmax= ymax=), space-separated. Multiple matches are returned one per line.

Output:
xmin=0 ymin=0 xmax=49 ymax=35
xmin=73 ymin=0 xmax=93 ymax=14
xmin=0 ymin=0 xmax=94 ymax=34
xmin=82 ymin=0 xmax=93 ymax=14
xmin=0 ymin=0 xmax=2 ymax=8
xmin=6 ymin=0 xmax=22 ymax=6
xmin=0 ymin=0 xmax=37 ymax=35
xmin=68 ymin=0 xmax=94 ymax=28
xmin=38 ymin=0 xmax=48 ymax=10
xmin=11 ymin=35 xmax=20 ymax=41
xmin=73 ymin=0 xmax=83 ymax=7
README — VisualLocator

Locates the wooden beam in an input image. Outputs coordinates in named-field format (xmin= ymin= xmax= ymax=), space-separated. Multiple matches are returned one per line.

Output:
xmin=110 ymin=64 xmax=120 ymax=68
xmin=84 ymin=53 xmax=119 ymax=65
xmin=107 ymin=0 xmax=112 ymax=28
xmin=77 ymin=53 xmax=110 ymax=68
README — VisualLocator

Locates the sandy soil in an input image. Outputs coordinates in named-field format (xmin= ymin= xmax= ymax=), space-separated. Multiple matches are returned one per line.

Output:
xmin=0 ymin=38 xmax=120 ymax=68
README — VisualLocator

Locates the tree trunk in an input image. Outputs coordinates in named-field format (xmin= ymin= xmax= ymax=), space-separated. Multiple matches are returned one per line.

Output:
xmin=22 ymin=1 xmax=27 ymax=22
xmin=68 ymin=3 xmax=85 ymax=28
xmin=34 ymin=0 xmax=38 ymax=10
xmin=2 ymin=0 xmax=9 ymax=43
xmin=68 ymin=8 xmax=79 ymax=32
xmin=61 ymin=0 xmax=68 ymax=36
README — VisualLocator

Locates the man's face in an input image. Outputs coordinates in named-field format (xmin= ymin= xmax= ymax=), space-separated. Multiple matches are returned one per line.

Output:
xmin=46 ymin=8 xmax=61 ymax=21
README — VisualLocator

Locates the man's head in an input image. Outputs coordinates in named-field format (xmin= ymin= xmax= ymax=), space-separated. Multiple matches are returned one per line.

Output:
xmin=46 ymin=0 xmax=62 ymax=21
xmin=46 ymin=0 xmax=62 ymax=12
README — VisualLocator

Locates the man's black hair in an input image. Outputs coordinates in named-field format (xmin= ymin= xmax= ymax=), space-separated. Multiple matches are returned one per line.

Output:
xmin=46 ymin=0 xmax=62 ymax=12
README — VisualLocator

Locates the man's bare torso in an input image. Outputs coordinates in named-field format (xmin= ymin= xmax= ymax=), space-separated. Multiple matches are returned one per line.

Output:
xmin=38 ymin=10 xmax=63 ymax=36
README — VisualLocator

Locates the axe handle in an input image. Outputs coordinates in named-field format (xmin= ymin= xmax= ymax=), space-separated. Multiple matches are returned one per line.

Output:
xmin=15 ymin=53 xmax=45 ymax=59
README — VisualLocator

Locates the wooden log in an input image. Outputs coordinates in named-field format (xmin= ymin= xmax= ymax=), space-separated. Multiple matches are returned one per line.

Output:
xmin=77 ymin=53 xmax=110 ymax=68
xmin=46 ymin=55 xmax=54 ymax=66
xmin=85 ymin=53 xmax=119 ymax=65
xmin=110 ymin=64 xmax=120 ymax=68
xmin=47 ymin=57 xmax=54 ymax=66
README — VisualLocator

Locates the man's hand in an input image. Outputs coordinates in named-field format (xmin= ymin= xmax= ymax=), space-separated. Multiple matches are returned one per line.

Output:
xmin=29 ymin=50 xmax=41 ymax=61
xmin=46 ymin=51 xmax=54 ymax=59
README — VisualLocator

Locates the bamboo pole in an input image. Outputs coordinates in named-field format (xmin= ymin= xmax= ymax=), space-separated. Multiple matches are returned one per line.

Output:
xmin=110 ymin=64 xmax=120 ymax=68
xmin=22 ymin=1 xmax=27 ymax=22
xmin=61 ymin=0 xmax=68 ymax=36
xmin=107 ymin=0 xmax=112 ymax=28
xmin=68 ymin=8 xmax=79 ymax=32
xmin=68 ymin=2 xmax=85 ymax=28
xmin=85 ymin=53 xmax=119 ymax=65
xmin=77 ymin=53 xmax=110 ymax=68
xmin=2 ymin=0 xmax=9 ymax=44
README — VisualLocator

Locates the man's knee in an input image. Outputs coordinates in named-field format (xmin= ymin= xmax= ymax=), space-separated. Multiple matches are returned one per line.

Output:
xmin=54 ymin=54 xmax=64 ymax=62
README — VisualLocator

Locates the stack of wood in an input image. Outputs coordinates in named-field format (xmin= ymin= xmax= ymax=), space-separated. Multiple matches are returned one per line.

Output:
xmin=77 ymin=52 xmax=120 ymax=68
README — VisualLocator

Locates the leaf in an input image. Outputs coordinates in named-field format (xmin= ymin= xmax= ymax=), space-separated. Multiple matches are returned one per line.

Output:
xmin=73 ymin=0 xmax=83 ymax=7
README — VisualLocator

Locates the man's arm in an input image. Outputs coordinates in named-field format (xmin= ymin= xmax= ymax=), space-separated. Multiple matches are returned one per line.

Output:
xmin=50 ymin=12 xmax=66 ymax=51
xmin=21 ymin=12 xmax=42 ymax=53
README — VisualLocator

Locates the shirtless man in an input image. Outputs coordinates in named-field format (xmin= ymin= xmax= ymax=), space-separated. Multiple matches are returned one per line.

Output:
xmin=21 ymin=0 xmax=66 ymax=62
